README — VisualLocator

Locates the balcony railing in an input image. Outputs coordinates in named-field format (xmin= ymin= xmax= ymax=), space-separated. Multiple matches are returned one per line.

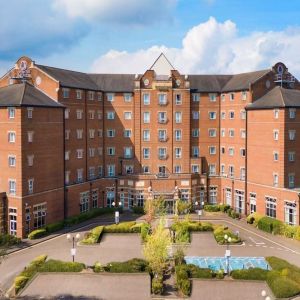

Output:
xmin=158 ymin=100 xmax=168 ymax=106
xmin=158 ymin=154 xmax=168 ymax=160
xmin=157 ymin=172 xmax=169 ymax=178
xmin=158 ymin=119 xmax=168 ymax=124
xmin=158 ymin=137 xmax=167 ymax=142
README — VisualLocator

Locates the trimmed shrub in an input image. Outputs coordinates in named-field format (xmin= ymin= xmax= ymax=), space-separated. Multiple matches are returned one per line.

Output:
xmin=0 ymin=234 xmax=21 ymax=246
xmin=258 ymin=217 xmax=283 ymax=234
xmin=28 ymin=228 xmax=47 ymax=240
xmin=30 ymin=255 xmax=47 ymax=267
xmin=266 ymin=256 xmax=300 ymax=273
xmin=171 ymin=221 xmax=190 ymax=243
xmin=140 ymin=223 xmax=151 ymax=242
xmin=81 ymin=226 xmax=104 ymax=244
xmin=231 ymin=268 xmax=269 ymax=281
xmin=204 ymin=205 xmax=220 ymax=212
xmin=216 ymin=269 xmax=225 ymax=279
xmin=213 ymin=225 xmax=241 ymax=244
xmin=104 ymin=258 xmax=148 ymax=273
xmin=45 ymin=221 xmax=64 ymax=233
xmin=246 ymin=212 xmax=263 ymax=226
xmin=39 ymin=259 xmax=85 ymax=272
xmin=103 ymin=221 xmax=137 ymax=233
xmin=219 ymin=204 xmax=230 ymax=213
xmin=186 ymin=265 xmax=213 ymax=278
xmin=175 ymin=265 xmax=191 ymax=296
xmin=132 ymin=206 xmax=144 ymax=215
xmin=295 ymin=226 xmax=300 ymax=241
xmin=14 ymin=276 xmax=29 ymax=294
xmin=94 ymin=262 xmax=104 ymax=273
xmin=152 ymin=274 xmax=164 ymax=294
xmin=281 ymin=224 xmax=297 ymax=238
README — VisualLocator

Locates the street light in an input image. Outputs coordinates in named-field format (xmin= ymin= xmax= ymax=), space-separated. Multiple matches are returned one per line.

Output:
xmin=224 ymin=234 xmax=232 ymax=275
xmin=261 ymin=290 xmax=272 ymax=300
xmin=112 ymin=201 xmax=122 ymax=224
xmin=66 ymin=233 xmax=80 ymax=262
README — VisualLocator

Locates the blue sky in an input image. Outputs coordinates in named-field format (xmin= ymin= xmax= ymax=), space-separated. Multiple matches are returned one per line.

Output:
xmin=1 ymin=0 xmax=300 ymax=76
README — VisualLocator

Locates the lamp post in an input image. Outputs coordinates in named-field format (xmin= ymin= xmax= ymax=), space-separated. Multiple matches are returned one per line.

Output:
xmin=261 ymin=290 xmax=271 ymax=300
xmin=112 ymin=201 xmax=122 ymax=224
xmin=224 ymin=234 xmax=232 ymax=275
xmin=66 ymin=233 xmax=80 ymax=262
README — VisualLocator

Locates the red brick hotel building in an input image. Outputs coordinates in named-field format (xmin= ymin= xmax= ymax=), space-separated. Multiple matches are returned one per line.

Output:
xmin=0 ymin=54 xmax=299 ymax=237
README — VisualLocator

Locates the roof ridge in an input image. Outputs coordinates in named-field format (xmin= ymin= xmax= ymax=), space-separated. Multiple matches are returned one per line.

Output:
xmin=36 ymin=64 xmax=89 ymax=75
xmin=20 ymin=82 xmax=27 ymax=106
xmin=279 ymin=87 xmax=286 ymax=107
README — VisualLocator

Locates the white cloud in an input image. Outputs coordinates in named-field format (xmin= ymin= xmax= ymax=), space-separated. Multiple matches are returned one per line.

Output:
xmin=53 ymin=0 xmax=177 ymax=25
xmin=91 ymin=17 xmax=300 ymax=78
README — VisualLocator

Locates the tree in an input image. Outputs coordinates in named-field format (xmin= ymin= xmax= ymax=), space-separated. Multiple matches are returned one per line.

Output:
xmin=143 ymin=218 xmax=171 ymax=276
xmin=144 ymin=195 xmax=167 ymax=222
xmin=176 ymin=199 xmax=191 ymax=217
xmin=154 ymin=196 xmax=166 ymax=216
xmin=144 ymin=197 xmax=155 ymax=223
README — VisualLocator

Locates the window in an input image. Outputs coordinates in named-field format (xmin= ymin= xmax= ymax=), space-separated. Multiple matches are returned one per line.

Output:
xmin=88 ymin=167 xmax=95 ymax=179
xmin=77 ymin=149 xmax=83 ymax=159
xmin=192 ymin=93 xmax=200 ymax=102
xmin=27 ymin=107 xmax=33 ymax=119
xmin=63 ymin=88 xmax=69 ymax=98
xmin=9 ymin=180 xmax=16 ymax=195
xmin=235 ymin=190 xmax=245 ymax=214
xmin=107 ymin=93 xmax=114 ymax=102
xmin=240 ymin=129 xmax=246 ymax=139
xmin=158 ymin=112 xmax=167 ymax=123
xmin=143 ymin=148 xmax=150 ymax=159
xmin=143 ymin=93 xmax=150 ymax=105
xmin=8 ymin=155 xmax=16 ymax=167
xmin=229 ymin=111 xmax=235 ymax=119
xmin=192 ymin=146 xmax=199 ymax=158
xmin=107 ymin=111 xmax=115 ymax=120
xmin=175 ymin=112 xmax=182 ymax=123
xmin=158 ymin=166 xmax=166 ymax=176
xmin=209 ymin=93 xmax=217 ymax=102
xmin=221 ymin=147 xmax=225 ymax=154
xmin=221 ymin=111 xmax=226 ymax=119
xmin=274 ymin=152 xmax=279 ymax=161
xmin=220 ymin=164 xmax=225 ymax=176
xmin=143 ymin=166 xmax=150 ymax=173
xmin=158 ymin=130 xmax=167 ymax=141
xmin=107 ymin=147 xmax=115 ymax=156
xmin=88 ymin=91 xmax=95 ymax=100
xmin=76 ymin=110 xmax=83 ymax=119
xmin=124 ymin=147 xmax=132 ymax=158
xmin=240 ymin=167 xmax=246 ymax=180
xmin=8 ymin=131 xmax=16 ymax=143
xmin=221 ymin=129 xmax=225 ymax=137
xmin=97 ymin=147 xmax=103 ymax=156
xmin=192 ymin=129 xmax=199 ymax=137
xmin=229 ymin=93 xmax=234 ymax=101
xmin=107 ymin=165 xmax=115 ymax=177
xmin=89 ymin=148 xmax=95 ymax=157
xmin=125 ymin=165 xmax=133 ymax=174
xmin=250 ymin=193 xmax=256 ymax=213
xmin=158 ymin=148 xmax=167 ymax=159
xmin=209 ymin=186 xmax=217 ymax=204
xmin=274 ymin=109 xmax=279 ymax=119
xmin=208 ymin=129 xmax=217 ymax=137
xmin=273 ymin=173 xmax=279 ymax=187
xmin=175 ymin=130 xmax=182 ymax=141
xmin=27 ymin=155 xmax=34 ymax=167
xmin=124 ymin=93 xmax=132 ymax=102
xmin=77 ymin=169 xmax=83 ymax=182
xmin=289 ymin=130 xmax=296 ymax=141
xmin=288 ymin=151 xmax=295 ymax=162
xmin=92 ymin=189 xmax=98 ymax=208
xmin=209 ymin=164 xmax=216 ymax=175
xmin=143 ymin=112 xmax=150 ymax=123
xmin=28 ymin=179 xmax=34 ymax=194
xmin=124 ymin=112 xmax=132 ymax=120
xmin=98 ymin=130 xmax=103 ymax=137
xmin=106 ymin=191 xmax=115 ymax=207
xmin=228 ymin=165 xmax=234 ymax=178
xmin=209 ymin=112 xmax=216 ymax=120
xmin=284 ymin=201 xmax=296 ymax=225
xmin=288 ymin=174 xmax=295 ymax=188
xmin=266 ymin=196 xmax=276 ymax=218
xmin=240 ymin=110 xmax=246 ymax=119
xmin=65 ymin=151 xmax=70 ymax=160
xmin=80 ymin=192 xmax=89 ymax=213
xmin=221 ymin=94 xmax=225 ymax=101
xmin=175 ymin=147 xmax=182 ymax=158
xmin=192 ymin=164 xmax=199 ymax=173
xmin=107 ymin=129 xmax=115 ymax=137
xmin=209 ymin=146 xmax=216 ymax=155
xmin=27 ymin=131 xmax=34 ymax=143
xmin=89 ymin=129 xmax=95 ymax=139
xmin=175 ymin=94 xmax=182 ymax=105
xmin=174 ymin=165 xmax=182 ymax=173
xmin=274 ymin=130 xmax=279 ymax=140
xmin=143 ymin=130 xmax=150 ymax=141
xmin=89 ymin=110 xmax=95 ymax=119
xmin=76 ymin=90 xmax=82 ymax=99
xmin=76 ymin=129 xmax=83 ymax=139
xmin=98 ymin=166 xmax=103 ymax=177
xmin=97 ymin=93 xmax=102 ymax=101
xmin=8 ymin=107 xmax=15 ymax=119
xmin=192 ymin=111 xmax=199 ymax=120
xmin=124 ymin=129 xmax=132 ymax=138
xmin=158 ymin=93 xmax=167 ymax=105
xmin=229 ymin=129 xmax=235 ymax=137
xmin=240 ymin=148 xmax=246 ymax=157
xmin=65 ymin=171 xmax=70 ymax=185
xmin=229 ymin=147 xmax=234 ymax=156
xmin=33 ymin=203 xmax=46 ymax=229
xmin=289 ymin=108 xmax=296 ymax=119
xmin=65 ymin=130 xmax=70 ymax=140
xmin=97 ymin=111 xmax=102 ymax=120
xmin=242 ymin=91 xmax=247 ymax=101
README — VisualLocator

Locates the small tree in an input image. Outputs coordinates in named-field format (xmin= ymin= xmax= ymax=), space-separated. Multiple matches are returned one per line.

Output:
xmin=154 ymin=196 xmax=166 ymax=216
xmin=176 ymin=199 xmax=191 ymax=217
xmin=144 ymin=197 xmax=155 ymax=223
xmin=143 ymin=218 xmax=171 ymax=276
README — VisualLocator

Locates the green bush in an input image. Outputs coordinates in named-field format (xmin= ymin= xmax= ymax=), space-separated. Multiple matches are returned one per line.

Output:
xmin=171 ymin=221 xmax=190 ymax=243
xmin=231 ymin=268 xmax=269 ymax=281
xmin=175 ymin=265 xmax=191 ymax=296
xmin=81 ymin=226 xmax=104 ymax=244
xmin=14 ymin=276 xmax=29 ymax=294
xmin=132 ymin=206 xmax=144 ymax=214
xmin=152 ymin=274 xmax=164 ymax=294
xmin=213 ymin=225 xmax=241 ymax=244
xmin=266 ymin=256 xmax=300 ymax=273
xmin=281 ymin=224 xmax=298 ymax=238
xmin=104 ymin=258 xmax=148 ymax=273
xmin=186 ymin=265 xmax=213 ymax=278
xmin=39 ymin=259 xmax=85 ymax=272
xmin=295 ymin=226 xmax=300 ymax=241
xmin=187 ymin=221 xmax=213 ymax=232
xmin=94 ymin=262 xmax=104 ymax=273
xmin=219 ymin=204 xmax=230 ymax=212
xmin=216 ymin=269 xmax=225 ymax=279
xmin=246 ymin=212 xmax=263 ymax=226
xmin=174 ymin=248 xmax=185 ymax=266
xmin=140 ymin=223 xmax=151 ymax=242
xmin=28 ymin=228 xmax=47 ymax=240
xmin=103 ymin=221 xmax=137 ymax=233
xmin=258 ymin=217 xmax=283 ymax=234
xmin=204 ymin=205 xmax=220 ymax=212
xmin=30 ymin=255 xmax=48 ymax=267
xmin=45 ymin=221 xmax=64 ymax=233
xmin=0 ymin=234 xmax=21 ymax=246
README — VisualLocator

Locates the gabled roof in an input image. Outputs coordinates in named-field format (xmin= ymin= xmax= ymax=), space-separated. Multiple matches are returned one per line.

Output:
xmin=247 ymin=86 xmax=300 ymax=110
xmin=189 ymin=75 xmax=232 ymax=92
xmin=0 ymin=83 xmax=64 ymax=108
xmin=150 ymin=53 xmax=175 ymax=76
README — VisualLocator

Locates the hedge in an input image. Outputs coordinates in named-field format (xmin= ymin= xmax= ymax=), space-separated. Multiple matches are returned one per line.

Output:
xmin=226 ymin=208 xmax=241 ymax=219
xmin=246 ymin=212 xmax=264 ymax=226
xmin=103 ymin=221 xmax=139 ymax=233
xmin=132 ymin=206 xmax=144 ymax=215
xmin=45 ymin=221 xmax=65 ymax=233
xmin=175 ymin=265 xmax=191 ymax=296
xmin=140 ymin=223 xmax=151 ymax=242
xmin=257 ymin=217 xmax=283 ymax=234
xmin=28 ymin=229 xmax=47 ymax=240
xmin=213 ymin=225 xmax=241 ymax=244
xmin=103 ymin=258 xmax=148 ymax=273
xmin=81 ymin=226 xmax=104 ymax=244
xmin=39 ymin=259 xmax=85 ymax=273
xmin=231 ymin=268 xmax=269 ymax=281
xmin=203 ymin=204 xmax=230 ymax=213
xmin=0 ymin=234 xmax=21 ymax=246
xmin=152 ymin=274 xmax=164 ymax=294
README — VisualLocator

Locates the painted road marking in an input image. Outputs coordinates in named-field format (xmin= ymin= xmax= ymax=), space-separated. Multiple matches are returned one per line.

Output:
xmin=249 ymin=236 xmax=265 ymax=245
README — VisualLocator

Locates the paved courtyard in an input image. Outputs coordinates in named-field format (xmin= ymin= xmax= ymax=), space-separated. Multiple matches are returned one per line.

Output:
xmin=19 ymin=273 xmax=151 ymax=300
